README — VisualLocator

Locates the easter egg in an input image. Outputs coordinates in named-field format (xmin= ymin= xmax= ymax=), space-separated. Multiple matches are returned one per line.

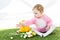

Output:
xmin=10 ymin=37 xmax=13 ymax=39
xmin=32 ymin=32 xmax=36 ymax=36
xmin=24 ymin=34 xmax=27 ymax=38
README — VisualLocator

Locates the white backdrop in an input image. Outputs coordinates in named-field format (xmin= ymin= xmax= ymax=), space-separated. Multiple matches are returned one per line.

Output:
xmin=0 ymin=0 xmax=60 ymax=29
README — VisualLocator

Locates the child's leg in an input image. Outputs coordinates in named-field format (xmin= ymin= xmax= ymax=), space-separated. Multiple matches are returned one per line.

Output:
xmin=43 ymin=25 xmax=56 ymax=37
xmin=32 ymin=28 xmax=43 ymax=37
xmin=30 ymin=25 xmax=43 ymax=37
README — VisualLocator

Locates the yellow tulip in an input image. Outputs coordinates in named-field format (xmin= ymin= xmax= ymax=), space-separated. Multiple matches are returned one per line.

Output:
xmin=19 ymin=26 xmax=30 ymax=32
xmin=19 ymin=20 xmax=30 ymax=32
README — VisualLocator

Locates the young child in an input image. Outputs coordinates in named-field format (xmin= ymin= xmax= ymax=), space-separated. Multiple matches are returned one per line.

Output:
xmin=17 ymin=4 xmax=56 ymax=37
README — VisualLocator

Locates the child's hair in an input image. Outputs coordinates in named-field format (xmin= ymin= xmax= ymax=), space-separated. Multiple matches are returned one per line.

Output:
xmin=33 ymin=4 xmax=44 ymax=13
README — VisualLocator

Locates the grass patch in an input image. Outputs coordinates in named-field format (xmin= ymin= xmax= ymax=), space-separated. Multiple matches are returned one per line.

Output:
xmin=0 ymin=27 xmax=60 ymax=40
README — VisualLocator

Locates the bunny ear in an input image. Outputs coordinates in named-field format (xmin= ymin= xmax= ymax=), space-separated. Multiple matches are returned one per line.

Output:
xmin=21 ymin=0 xmax=58 ymax=9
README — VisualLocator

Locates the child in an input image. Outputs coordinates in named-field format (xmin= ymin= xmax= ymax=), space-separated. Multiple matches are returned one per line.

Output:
xmin=17 ymin=4 xmax=56 ymax=37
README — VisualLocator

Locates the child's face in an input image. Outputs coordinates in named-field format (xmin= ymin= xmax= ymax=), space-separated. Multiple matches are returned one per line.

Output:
xmin=33 ymin=8 xmax=43 ymax=18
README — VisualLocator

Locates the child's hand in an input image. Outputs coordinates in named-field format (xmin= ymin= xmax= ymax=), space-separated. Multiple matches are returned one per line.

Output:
xmin=46 ymin=26 xmax=50 ymax=31
xmin=19 ymin=22 xmax=25 ymax=26
xmin=16 ymin=23 xmax=25 ymax=27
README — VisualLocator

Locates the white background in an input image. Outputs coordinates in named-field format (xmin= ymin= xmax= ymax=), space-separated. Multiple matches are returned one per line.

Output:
xmin=0 ymin=0 xmax=60 ymax=29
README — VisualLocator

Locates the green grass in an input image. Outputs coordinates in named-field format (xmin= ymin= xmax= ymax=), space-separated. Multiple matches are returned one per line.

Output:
xmin=0 ymin=27 xmax=60 ymax=40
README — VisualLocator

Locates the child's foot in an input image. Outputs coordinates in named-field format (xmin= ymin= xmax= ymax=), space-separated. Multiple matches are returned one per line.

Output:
xmin=37 ymin=33 xmax=43 ymax=37
xmin=35 ymin=32 xmax=43 ymax=37
xmin=42 ymin=33 xmax=48 ymax=37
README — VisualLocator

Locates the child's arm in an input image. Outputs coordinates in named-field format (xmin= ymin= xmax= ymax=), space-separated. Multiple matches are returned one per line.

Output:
xmin=46 ymin=26 xmax=50 ymax=31
xmin=16 ymin=18 xmax=36 ymax=27
xmin=45 ymin=16 xmax=52 ymax=31
xmin=24 ymin=18 xmax=36 ymax=25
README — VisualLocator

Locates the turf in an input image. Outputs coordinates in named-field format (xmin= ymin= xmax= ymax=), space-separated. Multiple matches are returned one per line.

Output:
xmin=0 ymin=27 xmax=60 ymax=40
